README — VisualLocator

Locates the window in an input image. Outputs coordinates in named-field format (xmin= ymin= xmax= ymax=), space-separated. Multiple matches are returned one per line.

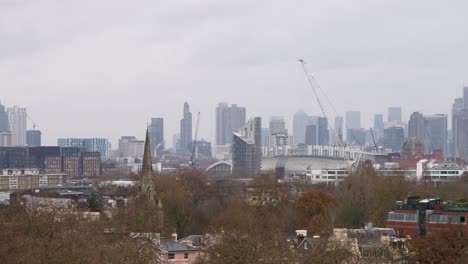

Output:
xmin=168 ymin=253 xmax=175 ymax=259
xmin=184 ymin=253 xmax=189 ymax=259
xmin=461 ymin=216 xmax=466 ymax=224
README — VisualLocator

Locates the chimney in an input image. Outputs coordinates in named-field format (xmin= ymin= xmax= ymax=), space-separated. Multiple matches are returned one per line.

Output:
xmin=171 ymin=231 xmax=178 ymax=241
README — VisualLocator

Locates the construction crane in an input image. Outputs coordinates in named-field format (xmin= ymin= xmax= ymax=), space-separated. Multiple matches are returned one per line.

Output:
xmin=189 ymin=112 xmax=200 ymax=168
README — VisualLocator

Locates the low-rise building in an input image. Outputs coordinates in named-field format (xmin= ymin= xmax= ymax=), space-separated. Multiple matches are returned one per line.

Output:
xmin=0 ymin=168 xmax=66 ymax=190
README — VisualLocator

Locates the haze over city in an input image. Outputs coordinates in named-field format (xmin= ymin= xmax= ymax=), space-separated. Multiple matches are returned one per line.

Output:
xmin=2 ymin=0 xmax=468 ymax=146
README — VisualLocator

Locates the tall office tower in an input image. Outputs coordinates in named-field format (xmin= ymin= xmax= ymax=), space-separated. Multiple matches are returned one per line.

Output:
xmin=388 ymin=107 xmax=402 ymax=122
xmin=7 ymin=106 xmax=27 ymax=146
xmin=0 ymin=101 xmax=9 ymax=132
xmin=269 ymin=116 xmax=287 ymax=134
xmin=334 ymin=116 xmax=344 ymax=145
xmin=345 ymin=111 xmax=361 ymax=129
xmin=180 ymin=102 xmax=192 ymax=154
xmin=453 ymin=109 xmax=468 ymax=160
xmin=149 ymin=118 xmax=164 ymax=156
xmin=305 ymin=125 xmax=317 ymax=145
xmin=26 ymin=130 xmax=41 ymax=147
xmin=293 ymin=110 xmax=309 ymax=146
xmin=424 ymin=114 xmax=447 ymax=157
xmin=317 ymin=117 xmax=329 ymax=146
xmin=408 ymin=112 xmax=425 ymax=144
xmin=58 ymin=138 xmax=110 ymax=160
xmin=172 ymin=133 xmax=180 ymax=153
xmin=232 ymin=117 xmax=261 ymax=177
xmin=452 ymin=98 xmax=464 ymax=157
xmin=373 ymin=114 xmax=384 ymax=140
xmin=215 ymin=103 xmax=246 ymax=145
xmin=463 ymin=87 xmax=468 ymax=110
xmin=261 ymin=128 xmax=270 ymax=146
xmin=383 ymin=127 xmax=405 ymax=152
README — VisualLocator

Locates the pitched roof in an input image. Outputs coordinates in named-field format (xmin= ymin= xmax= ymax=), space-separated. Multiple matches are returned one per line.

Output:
xmin=159 ymin=238 xmax=198 ymax=252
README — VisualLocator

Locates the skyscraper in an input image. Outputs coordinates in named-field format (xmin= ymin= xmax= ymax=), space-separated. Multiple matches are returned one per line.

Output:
xmin=305 ymin=125 xmax=317 ymax=146
xmin=149 ymin=118 xmax=164 ymax=156
xmin=424 ymin=114 xmax=447 ymax=157
xmin=334 ymin=116 xmax=344 ymax=145
xmin=232 ymin=117 xmax=262 ymax=176
xmin=269 ymin=116 xmax=287 ymax=135
xmin=317 ymin=117 xmax=329 ymax=146
xmin=383 ymin=127 xmax=404 ymax=152
xmin=345 ymin=111 xmax=361 ymax=129
xmin=7 ymin=106 xmax=27 ymax=146
xmin=180 ymin=102 xmax=192 ymax=154
xmin=215 ymin=103 xmax=246 ymax=145
xmin=0 ymin=101 xmax=9 ymax=132
xmin=452 ymin=97 xmax=464 ymax=158
xmin=388 ymin=107 xmax=402 ymax=122
xmin=408 ymin=112 xmax=425 ymax=144
xmin=26 ymin=130 xmax=41 ymax=147
xmin=463 ymin=87 xmax=468 ymax=110
xmin=293 ymin=110 xmax=309 ymax=146
xmin=373 ymin=114 xmax=384 ymax=141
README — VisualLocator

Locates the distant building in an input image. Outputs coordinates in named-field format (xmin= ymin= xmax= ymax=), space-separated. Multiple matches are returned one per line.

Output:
xmin=317 ymin=117 xmax=329 ymax=146
xmin=373 ymin=114 xmax=384 ymax=141
xmin=180 ymin=102 xmax=192 ymax=154
xmin=383 ymin=127 xmax=404 ymax=152
xmin=345 ymin=111 xmax=361 ymax=129
xmin=293 ymin=110 xmax=309 ymax=146
xmin=265 ymin=117 xmax=293 ymax=156
xmin=0 ymin=132 xmax=12 ymax=147
xmin=197 ymin=139 xmax=212 ymax=158
xmin=451 ymin=97 xmax=464 ymax=157
xmin=408 ymin=112 xmax=425 ymax=145
xmin=305 ymin=125 xmax=317 ymax=146
xmin=0 ymin=101 xmax=9 ymax=132
xmin=423 ymin=114 xmax=447 ymax=157
xmin=269 ymin=116 xmax=287 ymax=134
xmin=232 ymin=117 xmax=262 ymax=177
xmin=347 ymin=128 xmax=365 ymax=146
xmin=333 ymin=116 xmax=344 ymax=145
xmin=26 ymin=130 xmax=41 ymax=147
xmin=216 ymin=103 xmax=246 ymax=145
xmin=388 ymin=107 xmax=402 ymax=122
xmin=7 ymin=106 xmax=27 ymax=146
xmin=149 ymin=118 xmax=164 ymax=156
xmin=118 ymin=136 xmax=144 ymax=158
xmin=58 ymin=138 xmax=110 ymax=161
xmin=0 ymin=168 xmax=66 ymax=191
xmin=463 ymin=87 xmax=468 ymax=110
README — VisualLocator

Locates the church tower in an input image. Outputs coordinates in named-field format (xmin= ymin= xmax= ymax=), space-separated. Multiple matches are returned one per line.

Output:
xmin=139 ymin=128 xmax=156 ymax=205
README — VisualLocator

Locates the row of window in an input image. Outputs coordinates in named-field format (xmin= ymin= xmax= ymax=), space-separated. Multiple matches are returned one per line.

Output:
xmin=428 ymin=214 xmax=466 ymax=224
xmin=387 ymin=212 xmax=418 ymax=222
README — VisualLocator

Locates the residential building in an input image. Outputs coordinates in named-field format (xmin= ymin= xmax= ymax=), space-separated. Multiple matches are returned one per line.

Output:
xmin=7 ymin=106 xmax=27 ymax=146
xmin=149 ymin=118 xmax=164 ymax=156
xmin=180 ymin=102 xmax=192 ymax=154
xmin=118 ymin=136 xmax=144 ymax=158
xmin=388 ymin=107 xmax=402 ymax=122
xmin=293 ymin=109 xmax=309 ymax=146
xmin=0 ymin=168 xmax=66 ymax=190
xmin=232 ymin=117 xmax=262 ymax=176
xmin=383 ymin=127 xmax=404 ymax=152
xmin=265 ymin=117 xmax=293 ymax=156
xmin=216 ymin=103 xmax=246 ymax=145
xmin=26 ymin=130 xmax=41 ymax=147
xmin=58 ymin=138 xmax=110 ymax=160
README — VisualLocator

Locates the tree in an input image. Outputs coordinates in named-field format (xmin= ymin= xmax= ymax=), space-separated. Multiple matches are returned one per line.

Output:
xmin=295 ymin=189 xmax=338 ymax=236
xmin=87 ymin=191 xmax=102 ymax=212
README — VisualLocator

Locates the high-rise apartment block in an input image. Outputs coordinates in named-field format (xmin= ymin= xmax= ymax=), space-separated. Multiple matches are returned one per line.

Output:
xmin=118 ymin=136 xmax=144 ymax=158
xmin=407 ymin=112 xmax=447 ymax=157
xmin=149 ymin=118 xmax=164 ymax=156
xmin=180 ymin=102 xmax=192 ymax=154
xmin=7 ymin=106 xmax=27 ymax=146
xmin=232 ymin=117 xmax=261 ymax=176
xmin=388 ymin=107 xmax=402 ymax=122
xmin=216 ymin=103 xmax=246 ymax=145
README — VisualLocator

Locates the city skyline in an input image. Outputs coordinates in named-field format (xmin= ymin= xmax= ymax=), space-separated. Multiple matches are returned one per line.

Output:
xmin=2 ymin=1 xmax=468 ymax=147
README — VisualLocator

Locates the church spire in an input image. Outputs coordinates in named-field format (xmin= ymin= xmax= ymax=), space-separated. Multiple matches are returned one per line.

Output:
xmin=140 ymin=128 xmax=155 ymax=204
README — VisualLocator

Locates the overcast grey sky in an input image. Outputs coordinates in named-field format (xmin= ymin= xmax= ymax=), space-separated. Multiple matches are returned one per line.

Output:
xmin=2 ymin=0 xmax=468 ymax=147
